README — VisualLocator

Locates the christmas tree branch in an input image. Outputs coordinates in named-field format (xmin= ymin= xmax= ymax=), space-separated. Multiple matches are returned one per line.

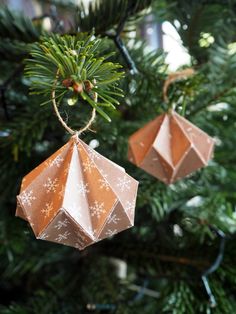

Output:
xmin=0 ymin=64 xmax=25 ymax=120
xmin=25 ymin=33 xmax=124 ymax=121
xmin=0 ymin=7 xmax=40 ymax=42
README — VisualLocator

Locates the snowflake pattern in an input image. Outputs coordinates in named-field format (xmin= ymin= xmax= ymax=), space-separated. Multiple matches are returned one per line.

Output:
xmin=77 ymin=142 xmax=83 ymax=152
xmin=63 ymin=164 xmax=70 ymax=176
xmin=68 ymin=202 xmax=82 ymax=218
xmin=87 ymin=146 xmax=101 ymax=161
xmin=107 ymin=213 xmax=120 ymax=225
xmin=90 ymin=201 xmax=105 ymax=218
xmin=55 ymin=231 xmax=71 ymax=242
xmin=41 ymin=202 xmax=53 ymax=218
xmin=20 ymin=190 xmax=36 ymax=206
xmin=58 ymin=185 xmax=65 ymax=200
xmin=75 ymin=242 xmax=83 ymax=249
xmin=75 ymin=230 xmax=88 ymax=248
xmin=43 ymin=177 xmax=59 ymax=193
xmin=75 ymin=236 xmax=87 ymax=249
xmin=116 ymin=176 xmax=131 ymax=192
xmin=54 ymin=218 xmax=70 ymax=230
xmin=82 ymin=158 xmax=96 ymax=173
xmin=125 ymin=200 xmax=136 ymax=217
xmin=47 ymin=155 xmax=64 ymax=168
xmin=98 ymin=172 xmax=110 ymax=191
xmin=105 ymin=229 xmax=118 ymax=237
xmin=63 ymin=162 xmax=77 ymax=176
xmin=39 ymin=232 xmax=49 ymax=240
xmin=76 ymin=230 xmax=86 ymax=242
xmin=77 ymin=182 xmax=90 ymax=197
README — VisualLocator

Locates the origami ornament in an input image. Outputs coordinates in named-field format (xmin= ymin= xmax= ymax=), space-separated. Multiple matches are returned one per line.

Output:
xmin=128 ymin=110 xmax=215 ymax=184
xmin=16 ymin=135 xmax=138 ymax=250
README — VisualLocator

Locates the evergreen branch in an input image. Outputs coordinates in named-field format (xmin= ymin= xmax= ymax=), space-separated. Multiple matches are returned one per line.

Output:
xmin=0 ymin=64 xmax=25 ymax=120
xmin=0 ymin=7 xmax=40 ymax=42
xmin=76 ymin=0 xmax=152 ymax=34
xmin=0 ymin=38 xmax=31 ymax=61
xmin=76 ymin=0 xmax=152 ymax=73
xmin=25 ymin=34 xmax=124 ymax=121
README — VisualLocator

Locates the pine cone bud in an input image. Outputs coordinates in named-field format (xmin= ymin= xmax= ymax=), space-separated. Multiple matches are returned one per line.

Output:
xmin=62 ymin=78 xmax=73 ymax=88
xmin=73 ymin=82 xmax=83 ymax=94
xmin=84 ymin=80 xmax=94 ymax=93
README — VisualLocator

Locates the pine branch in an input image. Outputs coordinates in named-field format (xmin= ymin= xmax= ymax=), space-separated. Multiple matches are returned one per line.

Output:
xmin=76 ymin=0 xmax=152 ymax=34
xmin=0 ymin=39 xmax=31 ymax=61
xmin=0 ymin=7 xmax=40 ymax=42
xmin=25 ymin=33 xmax=124 ymax=121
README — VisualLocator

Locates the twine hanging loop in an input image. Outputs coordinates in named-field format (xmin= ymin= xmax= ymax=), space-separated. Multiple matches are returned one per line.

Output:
xmin=163 ymin=68 xmax=195 ymax=104
xmin=51 ymin=70 xmax=96 ymax=136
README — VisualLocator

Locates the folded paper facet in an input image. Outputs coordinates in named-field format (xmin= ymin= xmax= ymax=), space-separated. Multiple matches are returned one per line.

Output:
xmin=16 ymin=136 xmax=139 ymax=250
xmin=128 ymin=110 xmax=215 ymax=184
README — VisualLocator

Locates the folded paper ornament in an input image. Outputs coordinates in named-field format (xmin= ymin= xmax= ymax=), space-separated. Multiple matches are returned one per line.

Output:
xmin=128 ymin=110 xmax=215 ymax=184
xmin=16 ymin=136 xmax=138 ymax=250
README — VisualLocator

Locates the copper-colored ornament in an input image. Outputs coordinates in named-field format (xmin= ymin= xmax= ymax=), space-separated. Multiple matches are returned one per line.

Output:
xmin=128 ymin=110 xmax=215 ymax=184
xmin=16 ymin=136 xmax=138 ymax=250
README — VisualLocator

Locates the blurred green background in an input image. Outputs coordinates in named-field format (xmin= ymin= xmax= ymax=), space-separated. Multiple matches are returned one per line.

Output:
xmin=0 ymin=1 xmax=236 ymax=313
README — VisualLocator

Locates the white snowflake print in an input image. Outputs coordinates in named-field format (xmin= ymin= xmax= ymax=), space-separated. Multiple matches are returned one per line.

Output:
xmin=63 ymin=164 xmax=70 ymax=176
xmin=125 ymin=200 xmax=135 ymax=216
xmin=107 ymin=213 xmax=120 ymax=225
xmin=75 ymin=242 xmax=82 ymax=249
xmin=63 ymin=162 xmax=76 ymax=176
xmin=39 ymin=232 xmax=49 ymax=240
xmin=41 ymin=202 xmax=53 ymax=218
xmin=77 ymin=142 xmax=83 ymax=152
xmin=75 ymin=237 xmax=87 ymax=249
xmin=20 ymin=190 xmax=36 ymax=206
xmin=90 ymin=201 xmax=106 ymax=218
xmin=58 ymin=185 xmax=65 ymax=200
xmin=48 ymin=155 xmax=64 ymax=168
xmin=77 ymin=182 xmax=90 ymax=197
xmin=116 ymin=176 xmax=131 ymax=192
xmin=99 ymin=172 xmax=110 ymax=191
xmin=54 ymin=218 xmax=70 ymax=230
xmin=55 ymin=231 xmax=71 ymax=242
xmin=87 ymin=146 xmax=101 ymax=161
xmin=105 ymin=229 xmax=117 ymax=237
xmin=43 ymin=177 xmax=59 ymax=193
xmin=76 ymin=230 xmax=86 ymax=242
xmin=75 ymin=231 xmax=88 ymax=248
xmin=68 ymin=202 xmax=82 ymax=218
xmin=82 ymin=158 xmax=96 ymax=173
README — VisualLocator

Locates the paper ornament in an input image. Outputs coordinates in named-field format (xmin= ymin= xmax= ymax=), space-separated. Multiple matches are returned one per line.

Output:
xmin=128 ymin=110 xmax=215 ymax=184
xmin=16 ymin=136 xmax=138 ymax=250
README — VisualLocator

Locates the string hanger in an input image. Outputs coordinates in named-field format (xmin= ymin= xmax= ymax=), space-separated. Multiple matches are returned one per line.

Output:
xmin=163 ymin=68 xmax=195 ymax=109
xmin=51 ymin=69 xmax=96 ymax=137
